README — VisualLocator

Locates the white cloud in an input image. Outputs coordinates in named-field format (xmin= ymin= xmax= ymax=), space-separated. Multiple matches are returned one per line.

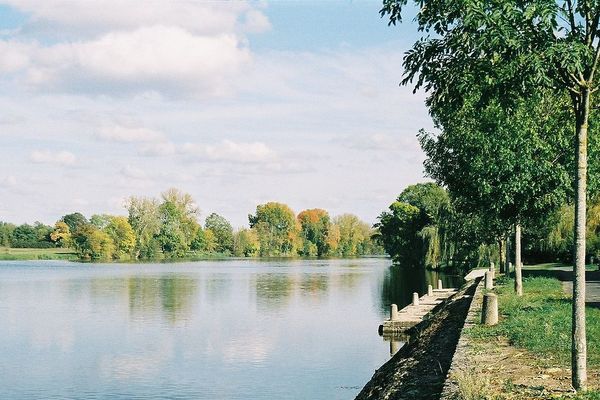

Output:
xmin=138 ymin=141 xmax=176 ymax=157
xmin=0 ymin=26 xmax=252 ymax=97
xmin=30 ymin=150 xmax=76 ymax=166
xmin=181 ymin=140 xmax=275 ymax=163
xmin=96 ymin=125 xmax=163 ymax=143
xmin=0 ymin=175 xmax=17 ymax=188
xmin=119 ymin=165 xmax=147 ymax=180
xmin=4 ymin=1 xmax=269 ymax=36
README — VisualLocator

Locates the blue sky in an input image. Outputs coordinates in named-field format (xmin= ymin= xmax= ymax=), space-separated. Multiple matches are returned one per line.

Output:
xmin=0 ymin=1 xmax=431 ymax=228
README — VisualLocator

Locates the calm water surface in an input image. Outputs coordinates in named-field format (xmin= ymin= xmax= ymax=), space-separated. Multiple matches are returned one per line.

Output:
xmin=0 ymin=258 xmax=460 ymax=399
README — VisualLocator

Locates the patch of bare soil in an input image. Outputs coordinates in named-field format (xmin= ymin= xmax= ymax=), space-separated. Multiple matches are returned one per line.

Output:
xmin=355 ymin=280 xmax=478 ymax=400
xmin=460 ymin=336 xmax=599 ymax=399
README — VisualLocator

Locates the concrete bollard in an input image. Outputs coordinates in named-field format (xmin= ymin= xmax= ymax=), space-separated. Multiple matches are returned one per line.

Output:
xmin=489 ymin=263 xmax=495 ymax=280
xmin=509 ymin=262 xmax=513 ymax=273
xmin=438 ymin=279 xmax=443 ymax=290
xmin=390 ymin=304 xmax=399 ymax=321
xmin=427 ymin=284 xmax=433 ymax=296
xmin=390 ymin=340 xmax=400 ymax=356
xmin=412 ymin=292 xmax=420 ymax=306
xmin=481 ymin=293 xmax=498 ymax=325
xmin=485 ymin=271 xmax=494 ymax=290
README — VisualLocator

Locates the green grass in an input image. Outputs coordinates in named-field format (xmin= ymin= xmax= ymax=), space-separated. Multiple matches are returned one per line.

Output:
xmin=522 ymin=262 xmax=598 ymax=271
xmin=470 ymin=276 xmax=600 ymax=368
xmin=557 ymin=392 xmax=600 ymax=400
xmin=0 ymin=247 xmax=78 ymax=260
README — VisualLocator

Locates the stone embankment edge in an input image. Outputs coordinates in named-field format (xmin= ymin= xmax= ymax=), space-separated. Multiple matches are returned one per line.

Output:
xmin=439 ymin=275 xmax=485 ymax=399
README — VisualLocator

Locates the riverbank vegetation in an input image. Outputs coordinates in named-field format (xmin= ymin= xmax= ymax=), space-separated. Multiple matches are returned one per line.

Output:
xmin=471 ymin=277 xmax=600 ymax=369
xmin=379 ymin=0 xmax=600 ymax=388
xmin=0 ymin=188 xmax=382 ymax=261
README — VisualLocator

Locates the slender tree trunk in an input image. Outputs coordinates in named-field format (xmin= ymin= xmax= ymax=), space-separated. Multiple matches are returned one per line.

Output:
xmin=504 ymin=232 xmax=511 ymax=274
xmin=572 ymin=91 xmax=589 ymax=390
xmin=514 ymin=224 xmax=523 ymax=296
xmin=499 ymin=237 xmax=506 ymax=274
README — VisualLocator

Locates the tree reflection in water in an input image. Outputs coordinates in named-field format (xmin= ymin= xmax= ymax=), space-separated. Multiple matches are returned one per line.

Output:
xmin=378 ymin=265 xmax=462 ymax=316
xmin=127 ymin=275 xmax=197 ymax=323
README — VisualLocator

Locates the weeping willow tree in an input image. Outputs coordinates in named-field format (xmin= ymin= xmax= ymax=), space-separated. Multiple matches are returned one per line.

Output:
xmin=544 ymin=198 xmax=600 ymax=263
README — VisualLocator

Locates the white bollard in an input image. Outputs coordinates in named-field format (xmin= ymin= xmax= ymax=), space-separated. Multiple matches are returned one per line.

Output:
xmin=438 ymin=279 xmax=443 ymax=290
xmin=412 ymin=292 xmax=420 ymax=306
xmin=489 ymin=263 xmax=495 ymax=280
xmin=485 ymin=271 xmax=494 ymax=290
xmin=427 ymin=284 xmax=433 ymax=296
xmin=481 ymin=293 xmax=498 ymax=325
xmin=390 ymin=304 xmax=399 ymax=321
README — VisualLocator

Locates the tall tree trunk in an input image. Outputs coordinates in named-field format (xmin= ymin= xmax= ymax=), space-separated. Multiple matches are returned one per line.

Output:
xmin=572 ymin=90 xmax=589 ymax=390
xmin=514 ymin=224 xmax=523 ymax=296
xmin=504 ymin=232 xmax=511 ymax=274
xmin=499 ymin=237 xmax=506 ymax=274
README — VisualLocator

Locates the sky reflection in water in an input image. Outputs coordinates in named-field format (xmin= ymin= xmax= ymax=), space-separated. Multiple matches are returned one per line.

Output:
xmin=0 ymin=258 xmax=460 ymax=399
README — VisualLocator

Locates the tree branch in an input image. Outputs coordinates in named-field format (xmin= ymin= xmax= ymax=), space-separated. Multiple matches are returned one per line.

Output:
xmin=566 ymin=0 xmax=577 ymax=34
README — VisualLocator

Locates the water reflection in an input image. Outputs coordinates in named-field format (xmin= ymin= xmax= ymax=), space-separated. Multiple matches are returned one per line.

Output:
xmin=127 ymin=275 xmax=197 ymax=322
xmin=299 ymin=273 xmax=328 ymax=299
xmin=253 ymin=273 xmax=294 ymax=311
xmin=381 ymin=332 xmax=411 ymax=356
xmin=378 ymin=265 xmax=462 ymax=316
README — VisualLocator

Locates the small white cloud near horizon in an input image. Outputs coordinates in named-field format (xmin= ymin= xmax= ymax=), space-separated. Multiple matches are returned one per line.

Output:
xmin=30 ymin=150 xmax=76 ymax=166
xmin=96 ymin=125 xmax=164 ymax=143
xmin=119 ymin=165 xmax=148 ymax=180
xmin=0 ymin=175 xmax=17 ymax=188
xmin=180 ymin=140 xmax=275 ymax=163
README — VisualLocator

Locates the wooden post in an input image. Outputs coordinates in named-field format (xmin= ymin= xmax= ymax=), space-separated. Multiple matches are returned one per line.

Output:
xmin=481 ymin=293 xmax=498 ymax=325
xmin=412 ymin=292 xmax=419 ymax=306
xmin=427 ymin=284 xmax=433 ymax=296
xmin=390 ymin=304 xmax=399 ymax=321
xmin=485 ymin=271 xmax=494 ymax=290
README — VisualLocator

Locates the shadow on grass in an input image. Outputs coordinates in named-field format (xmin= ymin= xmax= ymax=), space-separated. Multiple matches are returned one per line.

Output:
xmin=523 ymin=269 xmax=600 ymax=282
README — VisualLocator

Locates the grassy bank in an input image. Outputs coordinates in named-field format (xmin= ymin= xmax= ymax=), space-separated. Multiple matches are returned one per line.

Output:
xmin=0 ymin=247 xmax=78 ymax=261
xmin=471 ymin=276 xmax=600 ymax=368
xmin=467 ymin=276 xmax=599 ymax=398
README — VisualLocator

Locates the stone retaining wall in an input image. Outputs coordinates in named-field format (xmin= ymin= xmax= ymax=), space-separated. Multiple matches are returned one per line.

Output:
xmin=439 ymin=276 xmax=485 ymax=399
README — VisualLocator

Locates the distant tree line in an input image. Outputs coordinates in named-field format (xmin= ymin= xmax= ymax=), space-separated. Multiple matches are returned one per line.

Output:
xmin=0 ymin=188 xmax=383 ymax=261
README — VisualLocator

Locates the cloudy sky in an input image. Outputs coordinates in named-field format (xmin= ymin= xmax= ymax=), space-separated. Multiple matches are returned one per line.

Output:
xmin=0 ymin=1 xmax=431 ymax=228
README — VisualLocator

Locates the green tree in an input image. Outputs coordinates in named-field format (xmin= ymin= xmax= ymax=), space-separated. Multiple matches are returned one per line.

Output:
xmin=297 ymin=208 xmax=331 ymax=257
xmin=50 ymin=221 xmax=72 ymax=248
xmin=204 ymin=213 xmax=234 ymax=254
xmin=0 ymin=222 xmax=15 ymax=247
xmin=127 ymin=196 xmax=161 ymax=258
xmin=375 ymin=201 xmax=421 ymax=264
xmin=376 ymin=183 xmax=453 ymax=267
xmin=249 ymin=202 xmax=298 ymax=256
xmin=105 ymin=216 xmax=136 ymax=259
xmin=72 ymin=224 xmax=115 ymax=260
xmin=333 ymin=214 xmax=372 ymax=257
xmin=420 ymin=91 xmax=573 ymax=281
xmin=60 ymin=212 xmax=88 ymax=233
xmin=380 ymin=1 xmax=600 ymax=386
xmin=157 ymin=188 xmax=200 ymax=257
xmin=233 ymin=228 xmax=260 ymax=257
xmin=11 ymin=223 xmax=53 ymax=248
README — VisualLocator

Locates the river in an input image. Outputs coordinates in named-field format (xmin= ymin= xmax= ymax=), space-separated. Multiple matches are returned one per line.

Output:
xmin=0 ymin=258 xmax=461 ymax=399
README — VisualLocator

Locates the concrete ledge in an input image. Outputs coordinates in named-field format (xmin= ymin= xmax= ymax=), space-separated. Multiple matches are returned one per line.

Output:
xmin=439 ymin=275 xmax=485 ymax=399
